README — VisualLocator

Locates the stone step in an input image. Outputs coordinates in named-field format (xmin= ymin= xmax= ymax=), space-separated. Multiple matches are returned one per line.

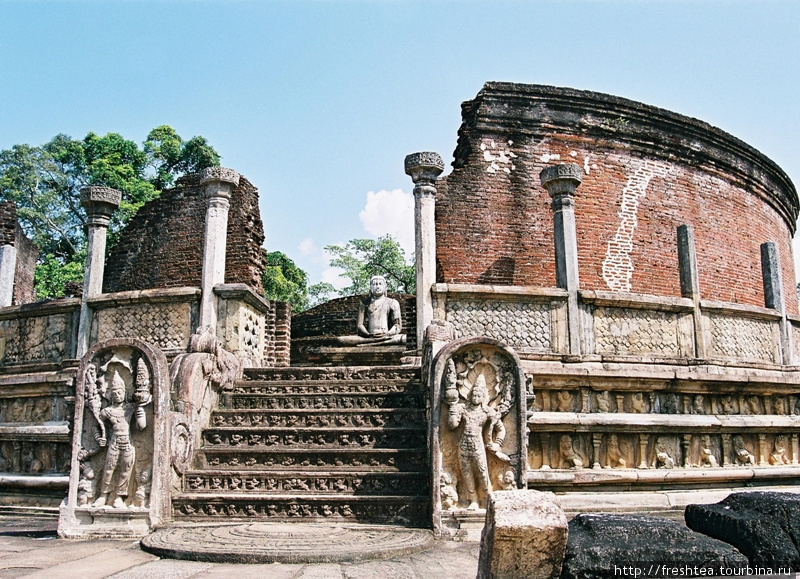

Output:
xmin=210 ymin=408 xmax=425 ymax=429
xmin=226 ymin=392 xmax=424 ymax=410
xmin=202 ymin=427 xmax=426 ymax=449
xmin=172 ymin=494 xmax=430 ymax=526
xmin=242 ymin=366 xmax=421 ymax=383
xmin=232 ymin=380 xmax=423 ymax=395
xmin=182 ymin=470 xmax=428 ymax=496
xmin=197 ymin=447 xmax=427 ymax=471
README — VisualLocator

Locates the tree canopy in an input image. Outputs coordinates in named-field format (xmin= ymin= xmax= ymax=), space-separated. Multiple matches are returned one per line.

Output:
xmin=262 ymin=251 xmax=310 ymax=313
xmin=324 ymin=235 xmax=415 ymax=296
xmin=0 ymin=126 xmax=220 ymax=298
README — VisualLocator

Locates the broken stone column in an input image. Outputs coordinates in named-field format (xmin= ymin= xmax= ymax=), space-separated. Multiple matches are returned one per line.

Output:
xmin=0 ymin=244 xmax=15 ymax=307
xmin=677 ymin=224 xmax=708 ymax=358
xmin=540 ymin=164 xmax=583 ymax=355
xmin=198 ymin=167 xmax=240 ymax=330
xmin=405 ymin=152 xmax=444 ymax=350
xmin=761 ymin=242 xmax=793 ymax=365
xmin=76 ymin=186 xmax=121 ymax=357
xmin=477 ymin=489 xmax=568 ymax=579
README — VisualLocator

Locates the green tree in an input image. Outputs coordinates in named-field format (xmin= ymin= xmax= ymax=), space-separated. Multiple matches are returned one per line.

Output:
xmin=307 ymin=282 xmax=336 ymax=308
xmin=324 ymin=235 xmax=415 ymax=296
xmin=262 ymin=251 xmax=309 ymax=313
xmin=0 ymin=127 xmax=220 ymax=298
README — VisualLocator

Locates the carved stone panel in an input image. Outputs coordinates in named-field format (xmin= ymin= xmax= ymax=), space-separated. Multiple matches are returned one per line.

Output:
xmin=59 ymin=339 xmax=169 ymax=538
xmin=0 ymin=312 xmax=76 ymax=365
xmin=709 ymin=313 xmax=776 ymax=363
xmin=429 ymin=337 xmax=527 ymax=537
xmin=445 ymin=299 xmax=551 ymax=351
xmin=94 ymin=303 xmax=193 ymax=352
xmin=593 ymin=307 xmax=683 ymax=356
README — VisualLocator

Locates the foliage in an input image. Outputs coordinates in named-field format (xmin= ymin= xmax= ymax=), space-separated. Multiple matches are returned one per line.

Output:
xmin=262 ymin=251 xmax=309 ymax=313
xmin=307 ymin=282 xmax=336 ymax=308
xmin=324 ymin=235 xmax=415 ymax=296
xmin=34 ymin=252 xmax=86 ymax=299
xmin=0 ymin=127 xmax=220 ymax=299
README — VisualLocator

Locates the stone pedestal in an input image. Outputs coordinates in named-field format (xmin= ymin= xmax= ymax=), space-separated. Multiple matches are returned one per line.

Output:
xmin=76 ymin=186 xmax=121 ymax=357
xmin=405 ymin=152 xmax=444 ymax=352
xmin=199 ymin=167 xmax=240 ymax=330
xmin=477 ymin=489 xmax=568 ymax=579
xmin=540 ymin=164 xmax=583 ymax=355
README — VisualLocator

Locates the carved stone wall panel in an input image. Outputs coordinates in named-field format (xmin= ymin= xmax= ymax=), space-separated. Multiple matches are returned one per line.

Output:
xmin=593 ymin=307 xmax=682 ymax=356
xmin=0 ymin=312 xmax=75 ymax=365
xmin=95 ymin=303 xmax=192 ymax=352
xmin=792 ymin=322 xmax=800 ymax=363
xmin=445 ymin=299 xmax=551 ymax=351
xmin=709 ymin=314 xmax=776 ymax=363
xmin=219 ymin=301 xmax=266 ymax=367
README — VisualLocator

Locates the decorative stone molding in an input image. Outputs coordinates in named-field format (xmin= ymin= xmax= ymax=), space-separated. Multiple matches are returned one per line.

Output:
xmin=59 ymin=338 xmax=170 ymax=538
xmin=79 ymin=186 xmax=122 ymax=226
xmin=404 ymin=152 xmax=445 ymax=187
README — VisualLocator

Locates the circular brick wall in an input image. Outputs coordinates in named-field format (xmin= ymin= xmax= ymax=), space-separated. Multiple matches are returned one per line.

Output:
xmin=436 ymin=83 xmax=799 ymax=313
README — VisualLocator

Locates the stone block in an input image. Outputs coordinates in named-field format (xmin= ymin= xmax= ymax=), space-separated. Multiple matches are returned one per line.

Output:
xmin=476 ymin=489 xmax=567 ymax=579
xmin=560 ymin=513 xmax=747 ymax=579
xmin=685 ymin=491 xmax=800 ymax=571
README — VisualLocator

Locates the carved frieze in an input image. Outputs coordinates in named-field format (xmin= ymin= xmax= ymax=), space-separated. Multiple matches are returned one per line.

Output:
xmin=0 ymin=312 xmax=74 ymax=365
xmin=709 ymin=313 xmax=776 ymax=363
xmin=593 ymin=307 xmax=682 ymax=356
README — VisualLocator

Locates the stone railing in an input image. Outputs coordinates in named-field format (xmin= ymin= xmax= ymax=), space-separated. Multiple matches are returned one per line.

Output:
xmin=432 ymin=284 xmax=568 ymax=354
xmin=89 ymin=287 xmax=201 ymax=359
xmin=435 ymin=284 xmax=791 ymax=367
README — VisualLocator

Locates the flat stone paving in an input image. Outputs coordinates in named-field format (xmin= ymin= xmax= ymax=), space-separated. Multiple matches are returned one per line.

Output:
xmin=0 ymin=515 xmax=480 ymax=579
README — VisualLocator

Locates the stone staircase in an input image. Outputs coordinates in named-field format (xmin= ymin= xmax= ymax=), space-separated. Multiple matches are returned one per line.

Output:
xmin=172 ymin=365 xmax=430 ymax=527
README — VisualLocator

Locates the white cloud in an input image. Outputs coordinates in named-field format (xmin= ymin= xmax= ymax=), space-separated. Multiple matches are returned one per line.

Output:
xmin=321 ymin=266 xmax=348 ymax=290
xmin=298 ymin=237 xmax=316 ymax=256
xmin=358 ymin=189 xmax=414 ymax=256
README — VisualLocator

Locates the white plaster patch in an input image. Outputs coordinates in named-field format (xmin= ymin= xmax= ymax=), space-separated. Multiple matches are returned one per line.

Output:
xmin=481 ymin=139 xmax=517 ymax=174
xmin=601 ymin=159 xmax=673 ymax=292
xmin=584 ymin=155 xmax=592 ymax=175
xmin=540 ymin=153 xmax=561 ymax=163
xmin=570 ymin=151 xmax=578 ymax=157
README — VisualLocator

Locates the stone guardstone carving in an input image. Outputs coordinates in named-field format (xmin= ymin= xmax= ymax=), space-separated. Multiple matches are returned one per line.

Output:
xmin=169 ymin=325 xmax=242 ymax=481
xmin=429 ymin=336 xmax=527 ymax=536
xmin=59 ymin=339 xmax=169 ymax=538
xmin=336 ymin=275 xmax=406 ymax=346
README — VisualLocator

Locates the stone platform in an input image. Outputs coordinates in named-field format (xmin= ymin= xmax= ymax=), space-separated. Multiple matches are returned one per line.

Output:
xmin=140 ymin=521 xmax=435 ymax=564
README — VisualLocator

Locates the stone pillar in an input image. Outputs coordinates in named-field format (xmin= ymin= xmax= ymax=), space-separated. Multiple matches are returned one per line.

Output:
xmin=0 ymin=244 xmax=16 ymax=307
xmin=405 ymin=152 xmax=444 ymax=351
xmin=198 ymin=167 xmax=240 ymax=330
xmin=76 ymin=186 xmax=121 ymax=357
xmin=761 ymin=242 xmax=792 ymax=365
xmin=540 ymin=164 xmax=583 ymax=355
xmin=677 ymin=225 xmax=708 ymax=358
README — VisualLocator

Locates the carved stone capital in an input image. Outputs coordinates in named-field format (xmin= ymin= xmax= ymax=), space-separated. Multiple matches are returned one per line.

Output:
xmin=80 ymin=186 xmax=121 ymax=223
xmin=405 ymin=152 xmax=444 ymax=186
xmin=200 ymin=167 xmax=240 ymax=191
xmin=539 ymin=163 xmax=583 ymax=199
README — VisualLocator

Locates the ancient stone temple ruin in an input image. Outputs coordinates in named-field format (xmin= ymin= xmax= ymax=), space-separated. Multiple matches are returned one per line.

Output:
xmin=0 ymin=83 xmax=798 ymax=542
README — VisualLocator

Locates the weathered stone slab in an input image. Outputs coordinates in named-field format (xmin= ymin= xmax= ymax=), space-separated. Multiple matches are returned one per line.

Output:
xmin=560 ymin=514 xmax=747 ymax=579
xmin=685 ymin=491 xmax=800 ymax=571
xmin=476 ymin=489 xmax=567 ymax=579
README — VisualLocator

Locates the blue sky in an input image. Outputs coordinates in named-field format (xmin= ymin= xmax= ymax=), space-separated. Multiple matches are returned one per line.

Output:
xmin=2 ymin=1 xmax=799 ymax=288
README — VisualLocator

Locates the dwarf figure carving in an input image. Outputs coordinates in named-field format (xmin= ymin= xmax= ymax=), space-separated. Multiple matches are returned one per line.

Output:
xmin=439 ymin=472 xmax=458 ymax=510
